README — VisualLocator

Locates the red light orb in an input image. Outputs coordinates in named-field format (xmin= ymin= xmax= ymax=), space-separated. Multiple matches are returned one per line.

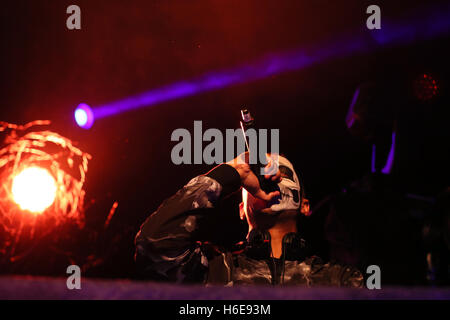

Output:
xmin=414 ymin=73 xmax=439 ymax=101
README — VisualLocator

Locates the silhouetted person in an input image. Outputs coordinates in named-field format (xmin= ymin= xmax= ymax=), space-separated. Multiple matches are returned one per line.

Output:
xmin=323 ymin=82 xmax=427 ymax=285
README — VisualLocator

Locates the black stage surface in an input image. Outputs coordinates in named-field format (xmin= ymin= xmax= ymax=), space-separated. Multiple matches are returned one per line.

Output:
xmin=0 ymin=276 xmax=449 ymax=300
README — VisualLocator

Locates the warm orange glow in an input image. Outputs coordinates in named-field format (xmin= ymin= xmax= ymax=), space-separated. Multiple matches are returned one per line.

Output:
xmin=12 ymin=167 xmax=57 ymax=214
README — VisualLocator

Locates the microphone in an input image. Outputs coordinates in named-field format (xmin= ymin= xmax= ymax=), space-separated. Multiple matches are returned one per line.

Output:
xmin=239 ymin=109 xmax=279 ymax=194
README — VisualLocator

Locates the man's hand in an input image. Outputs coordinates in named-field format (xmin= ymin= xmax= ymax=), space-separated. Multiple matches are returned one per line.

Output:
xmin=226 ymin=153 xmax=281 ymax=202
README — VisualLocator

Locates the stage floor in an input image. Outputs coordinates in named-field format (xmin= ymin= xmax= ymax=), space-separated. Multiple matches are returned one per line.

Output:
xmin=0 ymin=276 xmax=449 ymax=300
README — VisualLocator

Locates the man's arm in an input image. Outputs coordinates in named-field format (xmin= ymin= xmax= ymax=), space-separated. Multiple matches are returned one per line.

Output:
xmin=134 ymin=164 xmax=241 ymax=283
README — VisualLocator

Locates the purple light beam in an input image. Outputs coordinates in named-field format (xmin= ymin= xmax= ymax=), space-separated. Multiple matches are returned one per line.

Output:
xmin=83 ymin=3 xmax=450 ymax=125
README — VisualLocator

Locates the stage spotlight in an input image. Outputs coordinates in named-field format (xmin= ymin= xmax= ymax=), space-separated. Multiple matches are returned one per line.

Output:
xmin=12 ymin=167 xmax=57 ymax=214
xmin=74 ymin=103 xmax=94 ymax=129
xmin=0 ymin=121 xmax=91 ymax=264
xmin=414 ymin=73 xmax=439 ymax=101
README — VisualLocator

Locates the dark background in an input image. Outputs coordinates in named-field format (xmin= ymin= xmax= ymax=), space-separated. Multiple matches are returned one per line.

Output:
xmin=1 ymin=0 xmax=449 ymax=279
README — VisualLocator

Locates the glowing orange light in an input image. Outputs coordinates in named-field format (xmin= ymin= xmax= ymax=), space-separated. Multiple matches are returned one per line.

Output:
xmin=12 ymin=167 xmax=57 ymax=214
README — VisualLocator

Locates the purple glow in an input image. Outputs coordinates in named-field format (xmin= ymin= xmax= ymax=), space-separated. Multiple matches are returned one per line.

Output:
xmin=89 ymin=4 xmax=450 ymax=122
xmin=93 ymin=36 xmax=370 ymax=120
xmin=74 ymin=103 xmax=94 ymax=129
xmin=381 ymin=131 xmax=396 ymax=175
xmin=370 ymin=3 xmax=450 ymax=46
xmin=371 ymin=144 xmax=376 ymax=173
xmin=346 ymin=87 xmax=360 ymax=129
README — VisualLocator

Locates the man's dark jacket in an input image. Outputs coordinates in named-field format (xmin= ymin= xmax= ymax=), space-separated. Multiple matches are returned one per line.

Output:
xmin=135 ymin=164 xmax=363 ymax=287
